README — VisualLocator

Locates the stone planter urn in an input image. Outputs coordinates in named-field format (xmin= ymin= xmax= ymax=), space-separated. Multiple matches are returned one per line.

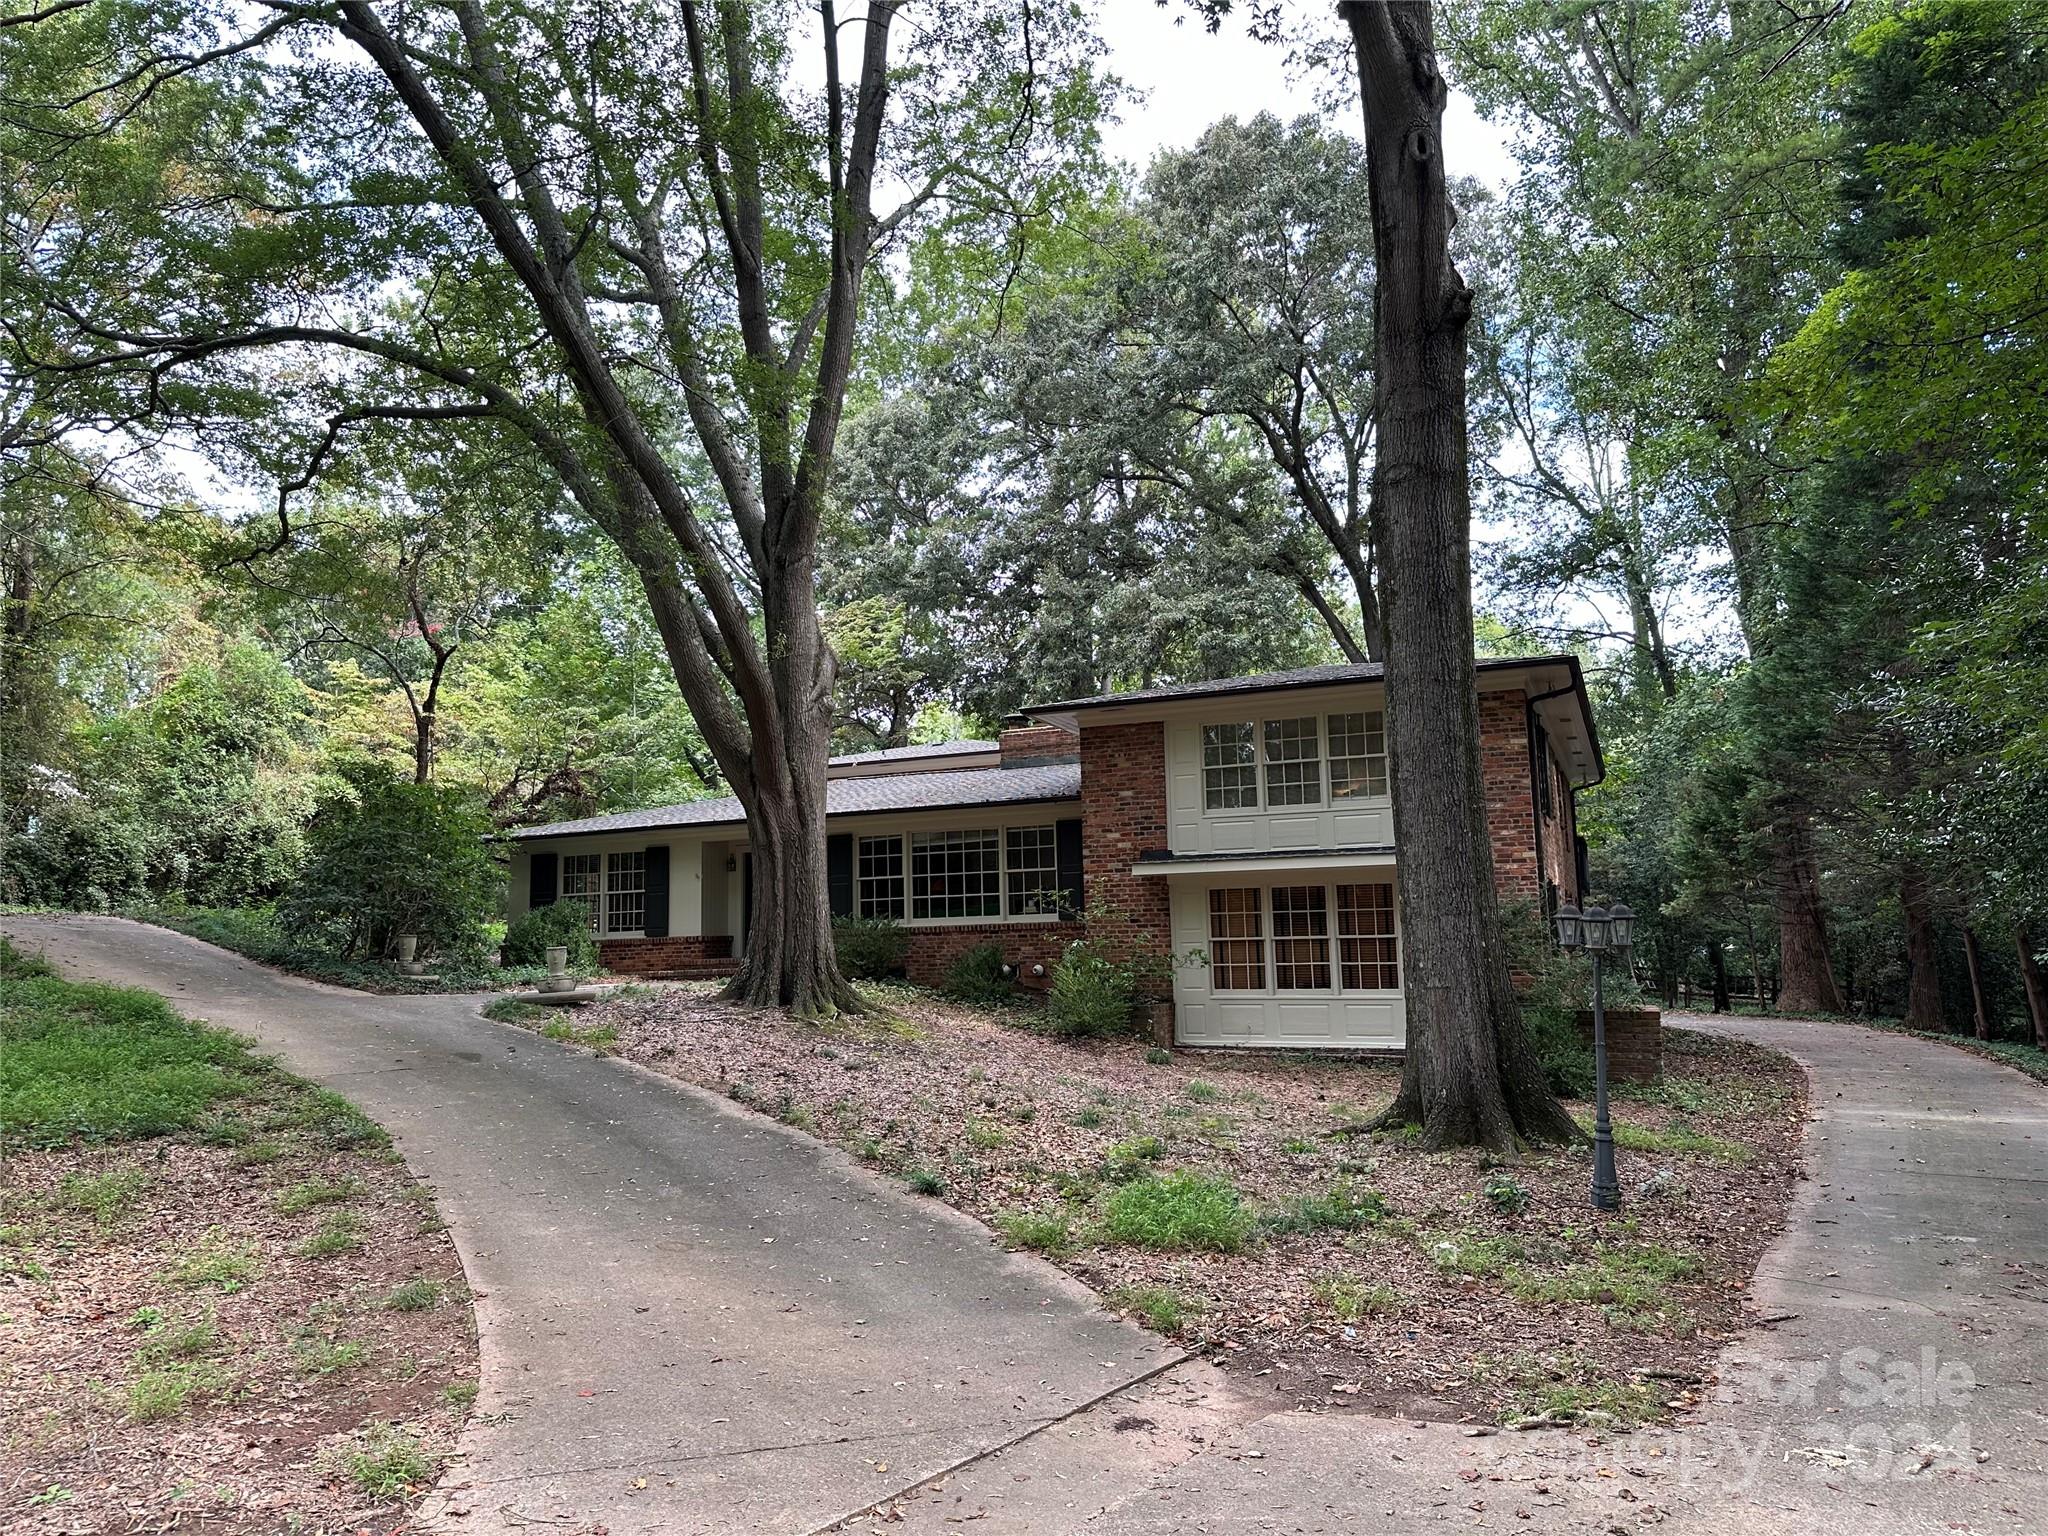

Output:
xmin=393 ymin=933 xmax=429 ymax=976
xmin=539 ymin=944 xmax=577 ymax=995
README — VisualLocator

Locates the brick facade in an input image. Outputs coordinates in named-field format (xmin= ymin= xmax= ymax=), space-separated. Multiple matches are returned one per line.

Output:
xmin=1479 ymin=689 xmax=1579 ymax=912
xmin=599 ymin=934 xmax=734 ymax=978
xmin=1575 ymin=1006 xmax=1662 ymax=1083
xmin=1078 ymin=720 xmax=1172 ymax=979
xmin=998 ymin=722 xmax=1081 ymax=767
xmin=902 ymin=923 xmax=1075 ymax=991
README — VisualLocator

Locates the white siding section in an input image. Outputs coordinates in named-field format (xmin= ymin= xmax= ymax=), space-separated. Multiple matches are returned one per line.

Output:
xmin=1167 ymin=876 xmax=1407 ymax=1050
xmin=1163 ymin=710 xmax=1393 ymax=855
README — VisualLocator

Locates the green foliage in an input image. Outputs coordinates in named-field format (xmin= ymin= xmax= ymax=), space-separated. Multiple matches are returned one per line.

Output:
xmin=58 ymin=1168 xmax=152 ymax=1226
xmin=282 ymin=764 xmax=500 ymax=963
xmin=134 ymin=902 xmax=543 ymax=994
xmin=291 ymin=1330 xmax=369 ymax=1374
xmin=1259 ymin=1180 xmax=1391 ymax=1236
xmin=382 ymin=1278 xmax=441 ymax=1312
xmin=1482 ymin=1173 xmax=1531 ymax=1216
xmin=1312 ymin=1272 xmax=1401 ymax=1321
xmin=995 ymin=1207 xmax=1073 ymax=1255
xmin=1101 ymin=1134 xmax=1166 ymax=1182
xmin=1108 ymin=1283 xmax=1198 ymax=1333
xmin=0 ymin=963 xmax=257 ymax=1147
xmin=275 ymin=1177 xmax=363 ymax=1216
xmin=904 ymin=1168 xmax=946 ymax=1197
xmin=342 ymin=1427 xmax=435 ymax=1498
xmin=1045 ymin=941 xmax=1140 ymax=1038
xmin=163 ymin=1233 xmax=259 ymax=1293
xmin=300 ymin=1211 xmax=366 ymax=1258
xmin=833 ymin=916 xmax=911 ymax=982
xmin=501 ymin=900 xmax=600 ymax=972
xmin=127 ymin=1360 xmax=230 ymax=1422
xmin=1100 ymin=1172 xmax=1252 ymax=1253
xmin=940 ymin=942 xmax=1012 ymax=1005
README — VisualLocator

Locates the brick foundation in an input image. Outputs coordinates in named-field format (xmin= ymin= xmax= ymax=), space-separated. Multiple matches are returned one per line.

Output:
xmin=599 ymin=934 xmax=734 ymax=977
xmin=1574 ymin=1006 xmax=1662 ymax=1083
xmin=902 ymin=923 xmax=1074 ymax=990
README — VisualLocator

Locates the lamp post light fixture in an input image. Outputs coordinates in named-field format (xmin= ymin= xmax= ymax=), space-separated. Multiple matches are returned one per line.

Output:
xmin=1554 ymin=899 xmax=1635 ymax=1213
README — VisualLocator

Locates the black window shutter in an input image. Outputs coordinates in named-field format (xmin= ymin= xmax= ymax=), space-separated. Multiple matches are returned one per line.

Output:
xmin=827 ymin=833 xmax=854 ymax=918
xmin=1055 ymin=818 xmax=1084 ymax=921
xmin=530 ymin=851 xmax=558 ymax=910
xmin=644 ymin=845 xmax=670 ymax=937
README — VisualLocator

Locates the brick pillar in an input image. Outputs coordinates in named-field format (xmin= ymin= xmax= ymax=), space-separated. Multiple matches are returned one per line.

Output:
xmin=1479 ymin=689 xmax=1540 ymax=906
xmin=1079 ymin=721 xmax=1172 ymax=977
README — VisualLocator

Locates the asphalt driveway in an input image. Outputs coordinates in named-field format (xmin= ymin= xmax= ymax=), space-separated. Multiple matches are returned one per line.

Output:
xmin=2 ymin=915 xmax=1181 ymax=1534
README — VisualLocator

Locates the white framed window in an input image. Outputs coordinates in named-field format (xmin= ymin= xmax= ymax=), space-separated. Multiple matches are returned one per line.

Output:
xmin=858 ymin=835 xmax=905 ymax=919
xmin=560 ymin=853 xmax=601 ymax=931
xmin=1207 ymin=887 xmax=1266 ymax=990
xmin=1202 ymin=722 xmax=1258 ymax=809
xmin=1005 ymin=825 xmax=1061 ymax=915
xmin=1263 ymin=717 xmax=1323 ymax=806
xmin=1271 ymin=885 xmax=1331 ymax=989
xmin=911 ymin=828 xmax=1001 ymax=920
xmin=605 ymin=850 xmax=646 ymax=934
xmin=1337 ymin=881 xmax=1399 ymax=989
xmin=1328 ymin=710 xmax=1388 ymax=799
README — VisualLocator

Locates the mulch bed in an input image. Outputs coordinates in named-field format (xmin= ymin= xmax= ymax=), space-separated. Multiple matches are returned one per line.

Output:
xmin=542 ymin=984 xmax=1807 ymax=1427
xmin=1 ymin=1134 xmax=475 ymax=1533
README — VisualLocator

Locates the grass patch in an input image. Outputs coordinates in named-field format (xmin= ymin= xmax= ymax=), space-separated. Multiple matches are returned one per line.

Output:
xmin=1101 ymin=1172 xmax=1253 ymax=1253
xmin=291 ymin=1331 xmax=369 ymax=1374
xmin=904 ymin=1168 xmax=945 ymax=1197
xmin=1423 ymin=1231 xmax=1529 ymax=1278
xmin=964 ymin=1117 xmax=1010 ymax=1149
xmin=1108 ymin=1283 xmax=1198 ymax=1333
xmin=1482 ymin=1353 xmax=1666 ymax=1428
xmin=1507 ymin=1243 xmax=1703 ymax=1327
xmin=540 ymin=1018 xmax=619 ymax=1052
xmin=1070 ymin=1106 xmax=1105 ymax=1129
xmin=1102 ymin=1134 xmax=1165 ymax=1181
xmin=1603 ymin=1120 xmax=1753 ymax=1163
xmin=383 ymin=1277 xmax=441 ymax=1311
xmin=134 ymin=1312 xmax=219 ymax=1365
xmin=267 ymin=1088 xmax=388 ymax=1152
xmin=442 ymin=1380 xmax=479 ymax=1407
xmin=230 ymin=1139 xmax=285 ymax=1166
xmin=482 ymin=997 xmax=551 ymax=1025
xmin=127 ymin=1360 xmax=230 ymax=1422
xmin=1259 ymin=1180 xmax=1391 ymax=1236
xmin=275 ymin=1176 xmax=364 ymax=1215
xmin=301 ymin=1210 xmax=366 ymax=1257
xmin=1313 ymin=1272 xmax=1402 ymax=1320
xmin=0 ymin=948 xmax=261 ymax=1147
xmin=58 ymin=1168 xmax=152 ymax=1226
xmin=163 ymin=1232 xmax=260 ymax=1292
xmin=1144 ymin=1048 xmax=1172 ymax=1065
xmin=341 ymin=1425 xmax=436 ymax=1498
xmin=1183 ymin=1080 xmax=1221 ymax=1103
xmin=996 ymin=1207 xmax=1073 ymax=1254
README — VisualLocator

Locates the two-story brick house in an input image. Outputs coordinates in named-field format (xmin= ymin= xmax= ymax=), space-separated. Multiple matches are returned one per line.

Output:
xmin=501 ymin=655 xmax=1602 ymax=1050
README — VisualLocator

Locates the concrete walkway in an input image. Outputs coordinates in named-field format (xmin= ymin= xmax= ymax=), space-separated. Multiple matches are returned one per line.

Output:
xmin=1 ymin=916 xmax=1181 ymax=1534
xmin=10 ymin=918 xmax=2047 ymax=1535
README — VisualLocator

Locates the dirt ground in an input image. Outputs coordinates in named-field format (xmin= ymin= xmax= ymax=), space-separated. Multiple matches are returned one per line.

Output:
xmin=2 ymin=1123 xmax=476 ymax=1533
xmin=540 ymin=983 xmax=1806 ymax=1427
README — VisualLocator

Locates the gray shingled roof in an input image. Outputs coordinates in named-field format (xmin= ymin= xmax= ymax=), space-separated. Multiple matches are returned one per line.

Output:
xmin=509 ymin=761 xmax=1081 ymax=841
xmin=829 ymin=740 xmax=995 ymax=766
xmin=1026 ymin=654 xmax=1578 ymax=713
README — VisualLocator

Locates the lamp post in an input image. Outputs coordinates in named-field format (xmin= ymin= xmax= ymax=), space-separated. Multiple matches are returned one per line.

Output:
xmin=1555 ymin=899 xmax=1634 ymax=1213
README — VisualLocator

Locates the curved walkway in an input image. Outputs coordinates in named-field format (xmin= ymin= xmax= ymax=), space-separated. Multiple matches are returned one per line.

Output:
xmin=1 ymin=916 xmax=1180 ymax=1534
xmin=9 ymin=918 xmax=2045 ymax=1535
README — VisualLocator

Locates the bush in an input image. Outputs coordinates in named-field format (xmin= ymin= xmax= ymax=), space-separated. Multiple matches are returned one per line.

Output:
xmin=942 ymin=942 xmax=1012 ymax=1004
xmin=502 ymin=899 xmax=600 ymax=972
xmin=281 ymin=764 xmax=499 ymax=963
xmin=1101 ymin=1171 xmax=1253 ymax=1253
xmin=1045 ymin=940 xmax=1140 ymax=1037
xmin=1524 ymin=1006 xmax=1596 ymax=1099
xmin=834 ymin=916 xmax=910 ymax=981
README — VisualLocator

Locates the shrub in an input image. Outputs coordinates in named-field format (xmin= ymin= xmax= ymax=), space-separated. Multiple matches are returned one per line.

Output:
xmin=1524 ymin=1006 xmax=1596 ymax=1099
xmin=834 ymin=916 xmax=911 ymax=981
xmin=501 ymin=900 xmax=600 ymax=972
xmin=1045 ymin=941 xmax=1140 ymax=1037
xmin=1101 ymin=1172 xmax=1252 ymax=1253
xmin=1483 ymin=1172 xmax=1532 ymax=1215
xmin=281 ymin=763 xmax=500 ymax=963
xmin=942 ymin=942 xmax=1012 ymax=1005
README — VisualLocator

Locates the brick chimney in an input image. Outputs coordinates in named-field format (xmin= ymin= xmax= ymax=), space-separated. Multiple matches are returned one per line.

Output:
xmin=998 ymin=715 xmax=1080 ymax=768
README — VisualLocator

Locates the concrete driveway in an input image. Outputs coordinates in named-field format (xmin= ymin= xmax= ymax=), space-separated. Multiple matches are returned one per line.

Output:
xmin=11 ymin=918 xmax=2046 ymax=1535
xmin=1 ymin=916 xmax=1182 ymax=1534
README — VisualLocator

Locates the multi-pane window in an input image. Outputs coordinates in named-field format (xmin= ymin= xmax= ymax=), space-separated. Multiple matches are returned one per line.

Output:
xmin=1202 ymin=723 xmax=1258 ymax=809
xmin=1328 ymin=710 xmax=1388 ymax=799
xmin=1337 ymin=882 xmax=1400 ymax=989
xmin=560 ymin=854 xmax=601 ymax=931
xmin=1271 ymin=885 xmax=1332 ymax=989
xmin=1263 ymin=717 xmax=1323 ymax=806
xmin=605 ymin=850 xmax=647 ymax=934
xmin=858 ymin=835 xmax=905 ymax=920
xmin=1207 ymin=888 xmax=1267 ymax=990
xmin=910 ymin=828 xmax=1001 ymax=920
xmin=1005 ymin=826 xmax=1062 ymax=915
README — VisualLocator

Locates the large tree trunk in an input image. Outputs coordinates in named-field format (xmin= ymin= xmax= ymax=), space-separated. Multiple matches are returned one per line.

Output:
xmin=1771 ymin=802 xmax=1845 ymax=1014
xmin=1962 ymin=926 xmax=1992 ymax=1041
xmin=1709 ymin=944 xmax=1731 ymax=1014
xmin=1341 ymin=0 xmax=1577 ymax=1152
xmin=2017 ymin=926 xmax=2048 ymax=1051
xmin=1899 ymin=865 xmax=1944 ymax=1031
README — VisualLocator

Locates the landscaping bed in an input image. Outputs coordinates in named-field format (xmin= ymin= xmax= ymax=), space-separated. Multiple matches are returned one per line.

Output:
xmin=129 ymin=902 xmax=551 ymax=995
xmin=0 ymin=940 xmax=476 ymax=1533
xmin=539 ymin=983 xmax=1806 ymax=1427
